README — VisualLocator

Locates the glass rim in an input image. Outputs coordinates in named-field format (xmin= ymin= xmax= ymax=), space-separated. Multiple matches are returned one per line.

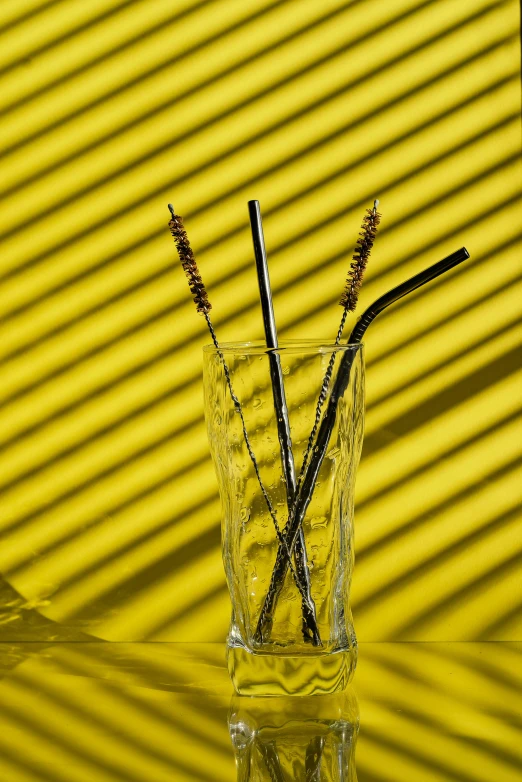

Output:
xmin=202 ymin=339 xmax=364 ymax=355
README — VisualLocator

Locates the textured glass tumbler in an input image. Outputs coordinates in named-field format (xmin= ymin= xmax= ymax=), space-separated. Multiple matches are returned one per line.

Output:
xmin=203 ymin=341 xmax=364 ymax=696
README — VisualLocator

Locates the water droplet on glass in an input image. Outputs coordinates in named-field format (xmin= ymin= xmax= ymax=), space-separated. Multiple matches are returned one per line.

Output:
xmin=253 ymin=398 xmax=263 ymax=409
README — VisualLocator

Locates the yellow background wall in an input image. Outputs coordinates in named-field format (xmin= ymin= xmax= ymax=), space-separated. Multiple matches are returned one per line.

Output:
xmin=0 ymin=0 xmax=520 ymax=642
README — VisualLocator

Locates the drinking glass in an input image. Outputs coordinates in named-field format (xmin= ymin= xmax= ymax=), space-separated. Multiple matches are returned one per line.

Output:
xmin=203 ymin=341 xmax=364 ymax=696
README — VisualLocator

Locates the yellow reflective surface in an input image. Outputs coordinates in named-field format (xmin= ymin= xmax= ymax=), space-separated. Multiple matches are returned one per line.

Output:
xmin=0 ymin=642 xmax=519 ymax=781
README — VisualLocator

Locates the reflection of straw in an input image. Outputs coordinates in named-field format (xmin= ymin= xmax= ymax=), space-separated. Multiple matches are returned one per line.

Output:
xmin=305 ymin=735 xmax=325 ymax=781
xmin=257 ymin=740 xmax=286 ymax=782
xmin=249 ymin=200 xmax=320 ymax=647
xmin=167 ymin=205 xmax=317 ymax=639
xmin=258 ymin=246 xmax=471 ymax=639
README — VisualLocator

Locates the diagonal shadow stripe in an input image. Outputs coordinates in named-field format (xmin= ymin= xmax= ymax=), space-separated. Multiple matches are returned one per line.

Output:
xmin=365 ymin=642 xmax=522 ymax=738
xmin=0 ymin=418 xmax=213 ymax=539
xmin=2 ymin=6 xmax=513 ymax=279
xmin=0 ymin=380 xmax=201 ymax=494
xmin=0 ymin=1 xmax=512 ymax=256
xmin=4 ymin=386 xmax=514 ymax=595
xmin=358 ymin=405 xmax=522 ymax=523
xmin=361 ymin=725 xmax=493 ymax=782
xmin=433 ymin=643 xmax=522 ymax=696
xmin=0 ymin=73 xmax=517 ymax=336
xmin=1 ymin=216 xmax=519 ymax=488
xmin=0 ymin=740 xmax=72 ymax=782
xmin=67 ymin=526 xmax=222 ymax=621
xmin=12 ymin=665 xmax=229 ymax=778
xmin=362 ymin=344 xmax=522 ymax=458
xmin=0 ymin=261 xmax=181 ymax=361
xmin=365 ymin=688 xmax=522 ymax=775
xmin=0 ymin=0 xmax=67 ymax=37
xmin=394 ymin=534 xmax=522 ymax=638
xmin=355 ymin=771 xmax=388 ymax=782
xmin=35 ymin=496 xmax=221 ymax=601
xmin=1 ymin=85 xmax=516 ymax=386
xmin=0 ymin=230 xmax=512 ymax=580
xmin=47 ymin=650 xmax=231 ymax=750
xmin=2 ymin=121 xmax=515 ymax=398
xmin=366 ymin=281 xmax=522 ymax=408
xmin=3 ymin=327 xmax=517 ymax=548
xmin=145 ymin=584 xmax=230 ymax=639
xmin=354 ymin=455 xmax=522 ymax=614
xmin=0 ymin=0 xmax=322 ymax=121
xmin=410 ymin=646 xmax=522 ymax=741
xmin=480 ymin=598 xmax=522 ymax=638
xmin=0 ymin=226 xmax=518 ymax=518
xmin=1 ymin=153 xmax=519 ymax=432
xmin=0 ymin=0 xmax=149 ymax=80
xmin=0 ymin=694 xmax=148 ymax=782
xmin=1 ymin=310 xmax=519 ymax=526
xmin=0 ymin=0 xmax=517 ymax=650
xmin=362 ymin=666 xmax=522 ymax=776
xmin=0 ymin=0 xmax=368 ymax=163
xmin=5 ymin=366 xmax=519 ymax=609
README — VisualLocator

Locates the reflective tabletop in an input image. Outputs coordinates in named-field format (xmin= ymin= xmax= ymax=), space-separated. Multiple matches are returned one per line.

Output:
xmin=0 ymin=642 xmax=519 ymax=781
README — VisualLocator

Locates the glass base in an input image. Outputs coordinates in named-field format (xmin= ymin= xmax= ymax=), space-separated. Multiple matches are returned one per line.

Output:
xmin=227 ymin=643 xmax=357 ymax=697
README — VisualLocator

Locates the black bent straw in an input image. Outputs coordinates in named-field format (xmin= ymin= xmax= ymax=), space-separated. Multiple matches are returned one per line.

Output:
xmin=248 ymin=200 xmax=321 ymax=646
xmin=258 ymin=246 xmax=471 ymax=631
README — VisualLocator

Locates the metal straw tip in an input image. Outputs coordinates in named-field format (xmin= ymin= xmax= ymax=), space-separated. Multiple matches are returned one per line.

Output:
xmin=167 ymin=203 xmax=175 ymax=218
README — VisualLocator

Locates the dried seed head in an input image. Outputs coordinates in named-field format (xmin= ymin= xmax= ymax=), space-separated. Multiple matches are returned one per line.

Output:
xmin=168 ymin=205 xmax=211 ymax=315
xmin=339 ymin=199 xmax=381 ymax=311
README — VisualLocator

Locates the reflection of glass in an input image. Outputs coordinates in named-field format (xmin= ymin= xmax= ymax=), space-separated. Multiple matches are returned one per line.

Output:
xmin=228 ymin=689 xmax=359 ymax=781
xmin=204 ymin=342 xmax=364 ymax=695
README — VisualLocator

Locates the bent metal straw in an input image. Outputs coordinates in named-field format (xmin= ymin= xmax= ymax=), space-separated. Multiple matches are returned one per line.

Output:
xmin=248 ymin=199 xmax=320 ymax=646
xmin=167 ymin=204 xmax=321 ymax=644
xmin=256 ymin=246 xmax=471 ymax=638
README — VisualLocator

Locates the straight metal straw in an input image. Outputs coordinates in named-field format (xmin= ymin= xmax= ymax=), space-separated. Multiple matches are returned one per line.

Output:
xmin=248 ymin=200 xmax=321 ymax=646
xmin=257 ymin=246 xmax=471 ymax=630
